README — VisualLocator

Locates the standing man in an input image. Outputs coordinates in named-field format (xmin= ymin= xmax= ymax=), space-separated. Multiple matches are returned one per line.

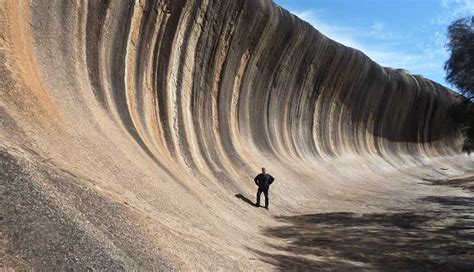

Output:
xmin=254 ymin=167 xmax=275 ymax=210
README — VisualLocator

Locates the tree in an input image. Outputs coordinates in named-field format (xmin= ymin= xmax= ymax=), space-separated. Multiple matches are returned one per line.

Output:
xmin=445 ymin=16 xmax=474 ymax=98
xmin=444 ymin=16 xmax=474 ymax=153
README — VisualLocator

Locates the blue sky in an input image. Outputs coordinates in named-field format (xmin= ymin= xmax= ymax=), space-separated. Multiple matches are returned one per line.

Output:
xmin=273 ymin=0 xmax=474 ymax=89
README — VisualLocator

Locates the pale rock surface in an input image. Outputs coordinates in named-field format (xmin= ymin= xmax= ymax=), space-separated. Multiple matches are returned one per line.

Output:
xmin=1 ymin=0 xmax=473 ymax=270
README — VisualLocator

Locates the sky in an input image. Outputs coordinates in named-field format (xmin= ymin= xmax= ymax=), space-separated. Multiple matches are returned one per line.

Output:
xmin=273 ymin=0 xmax=474 ymax=89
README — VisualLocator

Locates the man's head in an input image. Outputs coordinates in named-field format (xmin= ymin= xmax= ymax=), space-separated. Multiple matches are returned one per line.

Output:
xmin=261 ymin=167 xmax=266 ymax=174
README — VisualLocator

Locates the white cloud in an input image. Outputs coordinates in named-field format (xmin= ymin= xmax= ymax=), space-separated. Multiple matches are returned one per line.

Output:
xmin=442 ymin=0 xmax=474 ymax=14
xmin=291 ymin=9 xmax=421 ymax=69
xmin=292 ymin=9 xmax=368 ymax=50
xmin=434 ymin=0 xmax=474 ymax=24
xmin=278 ymin=0 xmax=474 ymax=84
xmin=371 ymin=22 xmax=384 ymax=34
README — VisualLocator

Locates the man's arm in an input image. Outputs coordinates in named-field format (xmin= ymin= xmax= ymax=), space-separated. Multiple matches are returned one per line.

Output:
xmin=254 ymin=175 xmax=260 ymax=186
xmin=268 ymin=175 xmax=275 ymax=185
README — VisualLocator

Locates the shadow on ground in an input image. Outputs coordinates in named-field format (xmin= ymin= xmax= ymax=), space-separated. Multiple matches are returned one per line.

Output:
xmin=235 ymin=193 xmax=256 ymax=207
xmin=253 ymin=196 xmax=474 ymax=271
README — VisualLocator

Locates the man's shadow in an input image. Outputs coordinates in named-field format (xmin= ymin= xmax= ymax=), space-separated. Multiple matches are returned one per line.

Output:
xmin=235 ymin=193 xmax=257 ymax=207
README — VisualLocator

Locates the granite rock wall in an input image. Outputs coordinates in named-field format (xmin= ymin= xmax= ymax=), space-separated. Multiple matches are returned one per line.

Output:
xmin=0 ymin=0 xmax=467 ymax=270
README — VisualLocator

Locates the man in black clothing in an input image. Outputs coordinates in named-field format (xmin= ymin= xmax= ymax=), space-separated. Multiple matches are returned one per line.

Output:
xmin=254 ymin=167 xmax=275 ymax=210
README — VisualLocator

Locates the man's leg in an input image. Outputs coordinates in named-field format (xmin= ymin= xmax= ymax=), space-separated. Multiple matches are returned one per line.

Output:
xmin=264 ymin=187 xmax=269 ymax=209
xmin=256 ymin=187 xmax=262 ymax=207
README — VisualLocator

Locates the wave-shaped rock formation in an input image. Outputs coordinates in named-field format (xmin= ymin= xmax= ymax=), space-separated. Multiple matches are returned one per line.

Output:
xmin=1 ymin=0 xmax=472 ymax=270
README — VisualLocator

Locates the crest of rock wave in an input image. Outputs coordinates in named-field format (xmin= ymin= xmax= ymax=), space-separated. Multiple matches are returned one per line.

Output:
xmin=0 ymin=0 xmax=470 ymax=270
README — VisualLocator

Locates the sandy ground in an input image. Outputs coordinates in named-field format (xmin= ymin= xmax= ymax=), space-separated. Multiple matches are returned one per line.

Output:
xmin=2 ymin=142 xmax=474 ymax=271
xmin=253 ymin=186 xmax=474 ymax=271
xmin=424 ymin=174 xmax=474 ymax=192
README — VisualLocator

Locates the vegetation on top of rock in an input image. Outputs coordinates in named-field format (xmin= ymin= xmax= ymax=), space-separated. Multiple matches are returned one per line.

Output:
xmin=445 ymin=16 xmax=474 ymax=153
